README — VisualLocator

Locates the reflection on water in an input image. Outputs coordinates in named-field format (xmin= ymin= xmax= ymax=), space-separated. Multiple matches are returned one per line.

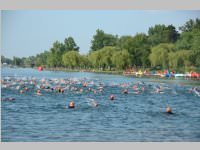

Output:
xmin=1 ymin=67 xmax=200 ymax=141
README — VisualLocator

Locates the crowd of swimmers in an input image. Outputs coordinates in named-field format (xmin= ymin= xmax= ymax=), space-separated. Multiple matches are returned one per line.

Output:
xmin=1 ymin=77 xmax=200 ymax=114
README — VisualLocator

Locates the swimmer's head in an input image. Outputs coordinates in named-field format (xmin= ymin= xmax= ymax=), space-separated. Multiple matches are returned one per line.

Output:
xmin=110 ymin=95 xmax=115 ymax=100
xmin=69 ymin=101 xmax=75 ymax=108
xmin=166 ymin=106 xmax=172 ymax=114
xmin=123 ymin=89 xmax=128 ymax=94
xmin=20 ymin=90 xmax=24 ymax=94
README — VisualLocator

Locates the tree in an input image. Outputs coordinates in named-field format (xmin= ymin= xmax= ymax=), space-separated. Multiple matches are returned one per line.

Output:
xmin=99 ymin=46 xmax=117 ymax=70
xmin=79 ymin=55 xmax=90 ymax=69
xmin=148 ymin=24 xmax=179 ymax=46
xmin=64 ymin=37 xmax=79 ymax=52
xmin=117 ymin=34 xmax=150 ymax=67
xmin=1 ymin=55 xmax=5 ymax=64
xmin=1 ymin=56 xmax=12 ymax=64
xmin=35 ymin=51 xmax=49 ymax=67
xmin=47 ymin=41 xmax=65 ymax=67
xmin=168 ymin=50 xmax=192 ymax=70
xmin=62 ymin=51 xmax=81 ymax=69
xmin=130 ymin=33 xmax=150 ymax=67
xmin=176 ymin=18 xmax=200 ymax=66
xmin=179 ymin=18 xmax=200 ymax=32
xmin=12 ymin=57 xmax=22 ymax=66
xmin=90 ymin=29 xmax=118 ymax=51
xmin=149 ymin=43 xmax=175 ymax=69
xmin=175 ymin=32 xmax=193 ymax=50
xmin=112 ymin=49 xmax=132 ymax=70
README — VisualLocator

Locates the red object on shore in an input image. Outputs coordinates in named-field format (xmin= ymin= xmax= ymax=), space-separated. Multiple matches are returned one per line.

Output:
xmin=38 ymin=66 xmax=43 ymax=71
xmin=191 ymin=72 xmax=199 ymax=78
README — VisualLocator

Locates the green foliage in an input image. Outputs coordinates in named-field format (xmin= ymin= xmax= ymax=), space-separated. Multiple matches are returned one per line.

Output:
xmin=168 ymin=50 xmax=192 ymax=69
xmin=112 ymin=49 xmax=132 ymax=70
xmin=35 ymin=51 xmax=49 ymax=67
xmin=179 ymin=18 xmax=200 ymax=32
xmin=90 ymin=29 xmax=118 ymax=51
xmin=149 ymin=43 xmax=175 ymax=69
xmin=117 ymin=34 xmax=151 ymax=67
xmin=64 ymin=37 xmax=79 ymax=52
xmin=46 ymin=41 xmax=65 ymax=67
xmin=12 ymin=56 xmax=22 ymax=66
xmin=62 ymin=51 xmax=81 ymax=69
xmin=1 ymin=55 xmax=5 ymax=64
xmin=1 ymin=55 xmax=12 ymax=64
xmin=175 ymin=32 xmax=193 ymax=50
xmin=7 ymin=18 xmax=200 ymax=71
xmin=148 ymin=24 xmax=179 ymax=46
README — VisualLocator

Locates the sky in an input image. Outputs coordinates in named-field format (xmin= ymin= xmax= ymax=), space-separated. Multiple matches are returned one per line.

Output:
xmin=2 ymin=10 xmax=200 ymax=59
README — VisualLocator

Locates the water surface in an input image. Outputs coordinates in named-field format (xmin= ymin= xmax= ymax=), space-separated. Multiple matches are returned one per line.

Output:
xmin=1 ymin=67 xmax=200 ymax=141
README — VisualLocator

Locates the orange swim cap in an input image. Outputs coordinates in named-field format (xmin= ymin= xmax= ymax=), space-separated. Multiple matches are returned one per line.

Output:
xmin=166 ymin=106 xmax=172 ymax=113
xmin=69 ymin=101 xmax=75 ymax=107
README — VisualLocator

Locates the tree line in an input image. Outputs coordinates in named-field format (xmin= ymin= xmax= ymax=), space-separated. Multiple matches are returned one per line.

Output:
xmin=1 ymin=18 xmax=200 ymax=72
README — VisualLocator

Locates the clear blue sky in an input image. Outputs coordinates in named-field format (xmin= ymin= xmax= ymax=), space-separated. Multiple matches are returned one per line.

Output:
xmin=2 ymin=10 xmax=200 ymax=59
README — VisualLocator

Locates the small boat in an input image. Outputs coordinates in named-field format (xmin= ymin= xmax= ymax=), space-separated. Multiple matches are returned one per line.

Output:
xmin=135 ymin=70 xmax=143 ymax=77
xmin=174 ymin=73 xmax=186 ymax=78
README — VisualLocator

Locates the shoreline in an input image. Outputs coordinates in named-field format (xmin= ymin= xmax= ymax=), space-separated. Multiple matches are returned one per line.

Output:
xmin=2 ymin=66 xmax=200 ymax=81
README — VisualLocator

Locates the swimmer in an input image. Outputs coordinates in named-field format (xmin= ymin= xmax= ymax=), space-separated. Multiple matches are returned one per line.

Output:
xmin=110 ymin=95 xmax=115 ymax=100
xmin=141 ymin=87 xmax=145 ymax=92
xmin=193 ymin=87 xmax=200 ymax=97
xmin=99 ymin=88 xmax=103 ymax=93
xmin=166 ymin=106 xmax=173 ymax=114
xmin=133 ymin=85 xmax=139 ymax=90
xmin=80 ymin=88 xmax=83 ymax=93
xmin=1 ymin=98 xmax=15 ymax=101
xmin=83 ymin=82 xmax=87 ymax=87
xmin=133 ymin=91 xmax=140 ymax=94
xmin=123 ymin=89 xmax=128 ymax=94
xmin=24 ymin=87 xmax=29 ymax=91
xmin=87 ymin=98 xmax=98 ymax=107
xmin=20 ymin=90 xmax=24 ymax=94
xmin=37 ymin=90 xmax=42 ymax=96
xmin=66 ymin=101 xmax=75 ymax=109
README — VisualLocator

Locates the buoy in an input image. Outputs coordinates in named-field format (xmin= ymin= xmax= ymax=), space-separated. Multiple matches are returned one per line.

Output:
xmin=38 ymin=66 xmax=43 ymax=71
xmin=110 ymin=95 xmax=115 ymax=100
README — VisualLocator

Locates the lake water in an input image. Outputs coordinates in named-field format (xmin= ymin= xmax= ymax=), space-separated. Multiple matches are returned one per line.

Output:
xmin=1 ymin=67 xmax=200 ymax=142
